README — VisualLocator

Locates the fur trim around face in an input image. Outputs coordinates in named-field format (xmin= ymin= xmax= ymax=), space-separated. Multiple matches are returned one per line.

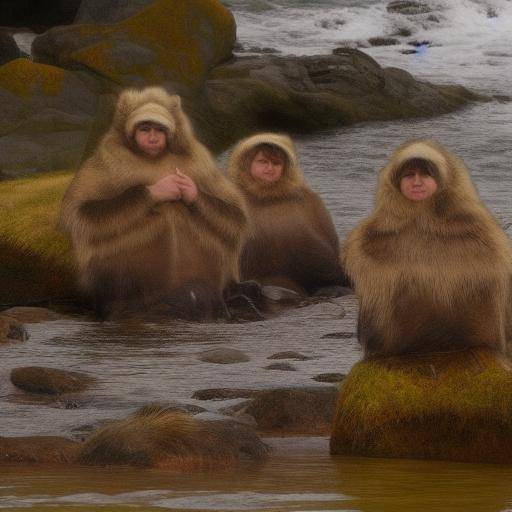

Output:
xmin=227 ymin=133 xmax=305 ymax=201
xmin=125 ymin=102 xmax=176 ymax=139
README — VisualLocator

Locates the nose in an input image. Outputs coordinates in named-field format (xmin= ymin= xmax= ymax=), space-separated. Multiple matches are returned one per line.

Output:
xmin=412 ymin=172 xmax=423 ymax=185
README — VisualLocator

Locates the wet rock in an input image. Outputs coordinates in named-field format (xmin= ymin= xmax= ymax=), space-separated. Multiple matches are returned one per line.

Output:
xmin=387 ymin=1 xmax=431 ymax=15
xmin=10 ymin=366 xmax=93 ymax=395
xmin=368 ymin=37 xmax=400 ymax=47
xmin=408 ymin=40 xmax=431 ymax=47
xmin=393 ymin=27 xmax=413 ymax=37
xmin=137 ymin=402 xmax=206 ymax=415
xmin=0 ymin=31 xmax=21 ymax=66
xmin=0 ymin=436 xmax=81 ymax=464
xmin=267 ymin=351 xmax=313 ymax=361
xmin=228 ymin=387 xmax=338 ymax=435
xmin=193 ymin=388 xmax=260 ymax=400
xmin=487 ymin=7 xmax=498 ymax=19
xmin=264 ymin=362 xmax=297 ymax=371
xmin=261 ymin=285 xmax=302 ymax=303
xmin=78 ymin=406 xmax=269 ymax=468
xmin=312 ymin=372 xmax=346 ymax=383
xmin=321 ymin=332 xmax=354 ymax=339
xmin=401 ymin=49 xmax=418 ymax=55
xmin=318 ymin=18 xmax=346 ymax=30
xmin=1 ymin=306 xmax=64 ymax=323
xmin=427 ymin=14 xmax=440 ymax=23
xmin=198 ymin=347 xmax=250 ymax=364
xmin=32 ymin=0 xmax=235 ymax=95
xmin=331 ymin=347 xmax=512 ymax=463
xmin=0 ymin=316 xmax=28 ymax=343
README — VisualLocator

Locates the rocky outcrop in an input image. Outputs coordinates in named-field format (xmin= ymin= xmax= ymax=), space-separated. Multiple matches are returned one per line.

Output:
xmin=330 ymin=347 xmax=512 ymax=463
xmin=10 ymin=366 xmax=92 ymax=395
xmin=32 ymin=0 xmax=235 ymax=96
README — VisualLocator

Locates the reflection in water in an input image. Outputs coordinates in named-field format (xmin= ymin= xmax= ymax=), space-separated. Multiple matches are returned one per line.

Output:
xmin=1 ymin=438 xmax=512 ymax=511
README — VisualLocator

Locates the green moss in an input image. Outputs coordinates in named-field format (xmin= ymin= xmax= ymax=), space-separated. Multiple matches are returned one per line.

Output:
xmin=0 ymin=171 xmax=76 ymax=305
xmin=0 ymin=59 xmax=66 ymax=97
xmin=330 ymin=348 xmax=512 ymax=463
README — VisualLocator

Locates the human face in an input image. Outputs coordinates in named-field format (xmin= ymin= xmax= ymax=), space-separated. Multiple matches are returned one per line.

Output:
xmin=400 ymin=169 xmax=438 ymax=202
xmin=134 ymin=124 xmax=167 ymax=158
xmin=249 ymin=151 xmax=284 ymax=184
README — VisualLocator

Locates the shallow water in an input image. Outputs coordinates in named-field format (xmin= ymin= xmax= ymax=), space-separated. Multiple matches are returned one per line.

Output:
xmin=3 ymin=0 xmax=512 ymax=509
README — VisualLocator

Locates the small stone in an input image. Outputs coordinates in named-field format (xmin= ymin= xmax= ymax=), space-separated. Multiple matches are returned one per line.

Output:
xmin=264 ymin=363 xmax=297 ymax=371
xmin=0 ymin=316 xmax=28 ymax=343
xmin=321 ymin=332 xmax=354 ymax=339
xmin=268 ymin=351 xmax=313 ymax=361
xmin=368 ymin=37 xmax=400 ymax=47
xmin=10 ymin=366 xmax=92 ymax=395
xmin=192 ymin=388 xmax=259 ymax=400
xmin=387 ymin=1 xmax=431 ymax=15
xmin=197 ymin=348 xmax=250 ymax=364
xmin=312 ymin=373 xmax=346 ymax=383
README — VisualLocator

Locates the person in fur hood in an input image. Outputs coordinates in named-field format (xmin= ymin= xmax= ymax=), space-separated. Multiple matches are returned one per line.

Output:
xmin=344 ymin=138 xmax=512 ymax=358
xmin=60 ymin=86 xmax=249 ymax=319
xmin=227 ymin=132 xmax=347 ymax=296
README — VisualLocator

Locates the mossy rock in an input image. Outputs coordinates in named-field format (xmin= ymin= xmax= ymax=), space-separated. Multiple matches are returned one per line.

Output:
xmin=0 ymin=170 xmax=77 ymax=305
xmin=32 ymin=0 xmax=235 ymax=93
xmin=330 ymin=348 xmax=512 ymax=463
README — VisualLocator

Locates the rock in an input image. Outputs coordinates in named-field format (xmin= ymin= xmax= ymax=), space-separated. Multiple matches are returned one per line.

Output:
xmin=74 ymin=0 xmax=155 ymax=24
xmin=0 ymin=59 xmax=100 ymax=175
xmin=229 ymin=387 xmax=338 ymax=435
xmin=0 ymin=31 xmax=21 ymax=66
xmin=10 ymin=366 xmax=92 ymax=395
xmin=198 ymin=347 xmax=250 ymax=364
xmin=32 ymin=0 xmax=236 ymax=95
xmin=401 ymin=49 xmax=418 ymax=55
xmin=264 ymin=362 xmax=296 ymax=371
xmin=408 ymin=40 xmax=431 ymax=47
xmin=0 ymin=0 xmax=81 ymax=32
xmin=137 ymin=402 xmax=206 ymax=415
xmin=78 ymin=406 xmax=269 ymax=468
xmin=312 ymin=372 xmax=346 ymax=383
xmin=387 ymin=1 xmax=431 ymax=15
xmin=268 ymin=351 xmax=313 ymax=361
xmin=192 ymin=388 xmax=260 ymax=400
xmin=330 ymin=347 xmax=512 ymax=463
xmin=368 ymin=37 xmax=400 ymax=47
xmin=0 ymin=307 xmax=64 ymax=323
xmin=427 ymin=14 xmax=440 ymax=23
xmin=0 ymin=316 xmax=28 ymax=343
xmin=0 ymin=436 xmax=81 ymax=464
xmin=321 ymin=332 xmax=354 ymax=339
xmin=202 ymin=48 xmax=484 ymax=151
xmin=487 ymin=7 xmax=498 ymax=19
xmin=261 ymin=285 xmax=302 ymax=303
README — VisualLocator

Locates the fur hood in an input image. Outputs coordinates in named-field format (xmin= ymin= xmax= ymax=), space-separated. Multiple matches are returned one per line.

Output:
xmin=227 ymin=133 xmax=305 ymax=201
xmin=372 ymin=138 xmax=495 ymax=231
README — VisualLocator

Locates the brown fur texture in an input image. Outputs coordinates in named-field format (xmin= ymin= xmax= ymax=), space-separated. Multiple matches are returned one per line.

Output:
xmin=228 ymin=133 xmax=345 ymax=294
xmin=60 ymin=87 xmax=248 ymax=317
xmin=78 ymin=406 xmax=269 ymax=469
xmin=344 ymin=139 xmax=512 ymax=357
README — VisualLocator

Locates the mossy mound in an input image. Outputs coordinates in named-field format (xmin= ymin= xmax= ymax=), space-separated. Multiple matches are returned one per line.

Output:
xmin=32 ymin=0 xmax=235 ymax=93
xmin=330 ymin=347 xmax=512 ymax=463
xmin=0 ymin=170 xmax=76 ymax=306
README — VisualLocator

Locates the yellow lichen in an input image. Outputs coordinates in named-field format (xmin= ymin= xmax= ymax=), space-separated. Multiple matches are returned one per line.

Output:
xmin=0 ymin=59 xmax=66 ymax=97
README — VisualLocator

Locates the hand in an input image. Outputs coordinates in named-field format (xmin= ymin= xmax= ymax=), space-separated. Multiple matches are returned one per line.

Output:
xmin=147 ymin=174 xmax=182 ymax=202
xmin=174 ymin=168 xmax=198 ymax=205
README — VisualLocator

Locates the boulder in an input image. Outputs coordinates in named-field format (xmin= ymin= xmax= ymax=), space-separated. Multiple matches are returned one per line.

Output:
xmin=32 ymin=0 xmax=236 ymax=95
xmin=268 ymin=351 xmax=313 ymax=361
xmin=198 ymin=347 xmax=250 ymax=364
xmin=199 ymin=48 xmax=485 ymax=151
xmin=77 ymin=406 xmax=269 ymax=468
xmin=330 ymin=347 xmax=512 ymax=463
xmin=0 ymin=31 xmax=21 ymax=66
xmin=0 ymin=315 xmax=28 ymax=343
xmin=228 ymin=387 xmax=338 ymax=435
xmin=0 ymin=58 xmax=100 ymax=176
xmin=10 ymin=366 xmax=92 ymax=395
xmin=0 ymin=170 xmax=76 ymax=304
xmin=0 ymin=436 xmax=81 ymax=464
xmin=74 ymin=0 xmax=155 ymax=24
